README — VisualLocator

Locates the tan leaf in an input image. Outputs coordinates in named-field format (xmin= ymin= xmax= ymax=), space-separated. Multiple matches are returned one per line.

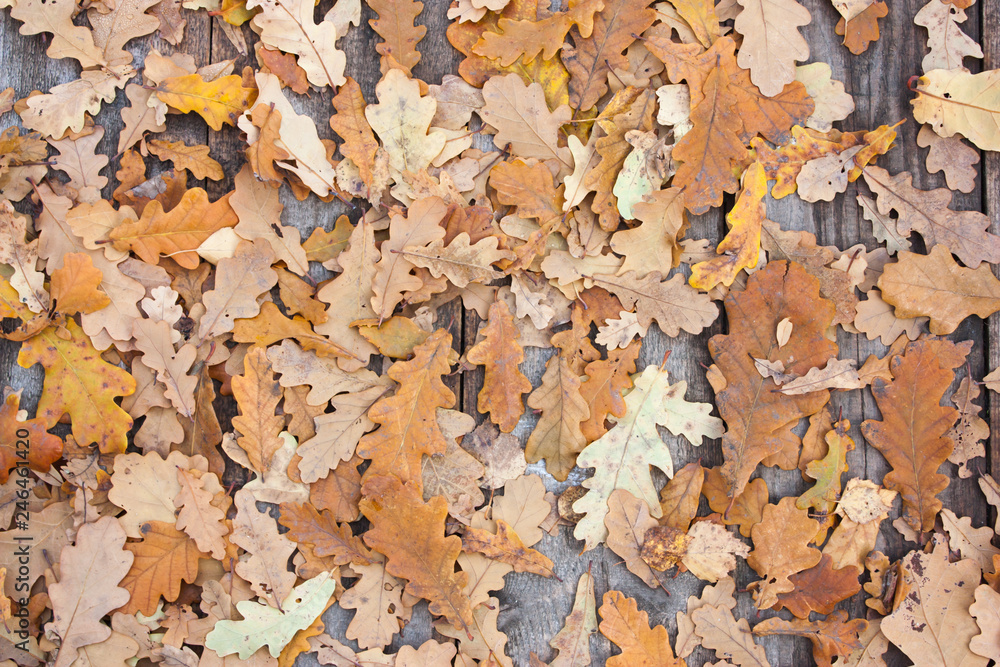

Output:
xmin=525 ymin=353 xmax=590 ymax=482
xmin=734 ymin=0 xmax=811 ymax=97
xmin=970 ymin=584 xmax=1000 ymax=662
xmin=174 ymin=467 xmax=228 ymax=560
xmin=365 ymin=69 xmax=447 ymax=175
xmin=854 ymin=289 xmax=926 ymax=346
xmin=401 ymin=232 xmax=512 ymax=288
xmin=198 ymin=239 xmax=278 ymax=341
xmin=232 ymin=347 xmax=286 ymax=475
xmin=592 ymin=271 xmax=718 ymax=337
xmin=338 ymin=561 xmax=408 ymax=650
xmin=461 ymin=519 xmax=554 ymax=577
xmin=480 ymin=74 xmax=573 ymax=168
xmin=914 ymin=0 xmax=982 ymax=72
xmin=132 ymin=318 xmax=198 ymax=418
xmin=46 ymin=517 xmax=132 ymax=667
xmin=466 ymin=300 xmax=532 ymax=433
xmin=147 ymin=140 xmax=223 ymax=180
xmin=747 ymin=497 xmax=822 ymax=609
xmin=692 ymin=603 xmax=770 ymax=667
xmin=230 ymin=488 xmax=297 ymax=607
xmin=246 ymin=0 xmax=346 ymax=87
xmin=940 ymin=509 xmax=1000 ymax=574
xmin=882 ymin=536 xmax=987 ymax=667
xmin=917 ymin=124 xmax=979 ymax=194
xmin=946 ymin=376 xmax=988 ymax=478
xmin=549 ymin=571 xmax=597 ymax=667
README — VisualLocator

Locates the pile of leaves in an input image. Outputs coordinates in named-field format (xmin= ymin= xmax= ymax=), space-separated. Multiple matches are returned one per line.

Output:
xmin=1 ymin=0 xmax=1000 ymax=664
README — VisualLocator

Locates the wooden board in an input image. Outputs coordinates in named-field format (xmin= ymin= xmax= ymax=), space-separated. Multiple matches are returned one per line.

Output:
xmin=0 ymin=1 xmax=994 ymax=665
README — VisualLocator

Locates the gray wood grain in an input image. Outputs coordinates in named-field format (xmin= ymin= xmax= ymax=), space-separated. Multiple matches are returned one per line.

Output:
xmin=0 ymin=0 xmax=995 ymax=665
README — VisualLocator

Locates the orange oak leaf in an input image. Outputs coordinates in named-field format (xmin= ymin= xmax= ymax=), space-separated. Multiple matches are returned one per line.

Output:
xmin=860 ymin=338 xmax=969 ymax=533
xmin=244 ymin=103 xmax=290 ymax=185
xmin=231 ymin=346 xmax=285 ymax=475
xmin=672 ymin=65 xmax=749 ymax=214
xmin=147 ymin=139 xmax=223 ymax=181
xmin=109 ymin=188 xmax=238 ymax=269
xmin=835 ymin=1 xmax=887 ymax=55
xmin=702 ymin=467 xmax=768 ymax=537
xmin=598 ymin=591 xmax=683 ymax=667
xmin=461 ymin=518 xmax=555 ymax=578
xmin=17 ymin=319 xmax=135 ymax=453
xmin=329 ymin=78 xmax=379 ymax=192
xmin=771 ymin=555 xmax=861 ymax=619
xmin=359 ymin=475 xmax=473 ymax=633
xmin=709 ymin=261 xmax=837 ymax=502
xmin=357 ymin=329 xmax=456 ymax=489
xmin=658 ymin=462 xmax=705 ymax=532
xmin=49 ymin=251 xmax=110 ymax=315
xmin=562 ymin=0 xmax=657 ymax=111
xmin=471 ymin=0 xmax=603 ymax=66
xmin=0 ymin=388 xmax=63 ymax=483
xmin=368 ymin=0 xmax=426 ymax=76
xmin=753 ymin=611 xmax=866 ymax=667
xmin=747 ymin=497 xmax=822 ymax=609
xmin=525 ymin=351 xmax=590 ymax=482
xmin=578 ymin=338 xmax=641 ymax=442
xmin=277 ymin=502 xmax=373 ymax=566
xmin=465 ymin=300 xmax=531 ymax=433
xmin=120 ymin=520 xmax=205 ymax=616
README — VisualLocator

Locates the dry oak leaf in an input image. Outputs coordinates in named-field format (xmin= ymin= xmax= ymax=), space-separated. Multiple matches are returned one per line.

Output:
xmin=234 ymin=301 xmax=359 ymax=362
xmin=9 ymin=0 xmax=106 ymax=68
xmin=918 ymin=124 xmax=979 ymax=194
xmin=461 ymin=518 xmax=555 ymax=577
xmin=772 ymin=555 xmax=861 ymax=619
xmin=466 ymin=300 xmax=532 ymax=433
xmin=370 ymin=196 xmax=448 ymax=322
xmin=17 ymin=319 xmax=135 ymax=453
xmin=854 ymin=289 xmax=926 ymax=346
xmin=241 ymin=74 xmax=337 ymax=198
xmin=366 ymin=69 xmax=447 ymax=174
xmin=611 ymin=187 xmax=687 ymax=278
xmin=147 ymin=140 xmax=223 ymax=181
xmin=796 ymin=62 xmax=855 ymax=132
xmin=109 ymin=450 xmax=196 ymax=537
xmin=659 ymin=461 xmax=704 ymax=532
xmin=747 ymin=497 xmax=822 ymax=609
xmin=277 ymin=502 xmax=373 ymax=566
xmin=882 ymin=536 xmax=988 ymax=667
xmin=691 ymin=603 xmax=771 ymax=667
xmin=401 ymin=232 xmax=512 ymax=288
xmin=46 ymin=516 xmax=132 ymax=667
xmin=48 ymin=126 xmax=109 ymax=204
xmin=970 ymin=584 xmax=1000 ymax=662
xmin=174 ymin=467 xmax=229 ymax=560
xmin=591 ymin=271 xmax=718 ymax=337
xmin=232 ymin=346 xmax=286 ymax=476
xmin=549 ymin=570 xmax=597 ymax=667
xmin=268 ymin=336 xmax=382 ymax=408
xmin=294 ymin=383 xmax=388 ymax=484
xmin=703 ymin=467 xmax=768 ymax=537
xmin=524 ymin=352 xmax=590 ymax=482
xmin=0 ymin=389 xmax=63 ymax=483
xmin=914 ymin=0 xmax=982 ymax=73
xmin=912 ymin=68 xmax=1000 ymax=152
xmin=573 ymin=364 xmax=723 ymax=550
xmin=155 ymin=73 xmax=255 ymax=131
xmin=796 ymin=418 xmax=853 ymax=521
xmin=861 ymin=337 xmax=968 ymax=533
xmin=690 ymin=161 xmax=767 ymax=290
xmin=480 ymin=73 xmax=573 ymax=168
xmin=584 ymin=87 xmax=657 ymax=231
xmin=20 ymin=68 xmax=128 ymax=139
xmin=752 ymin=125 xmax=865 ymax=200
xmin=579 ymin=338 xmax=641 ymax=442
xmin=605 ymin=489 xmax=668 ymax=589
xmin=230 ymin=488 xmax=298 ymax=607
xmin=947 ymin=376 xmax=988 ymax=478
xmin=862 ymin=166 xmax=999 ymax=268
xmin=672 ymin=65 xmax=748 ymax=214
xmin=940 ymin=509 xmax=1000 ymax=575
xmin=359 ymin=475 xmax=473 ymax=633
xmin=0 ymin=199 xmax=46 ymax=313
xmin=329 ymin=78 xmax=379 ymax=192
xmin=598 ymin=590 xmax=682 ymax=667
xmin=338 ymin=561 xmax=408 ymax=650
xmin=471 ymin=0 xmax=603 ymax=67
xmin=314 ymin=220 xmax=381 ymax=370
xmin=709 ymin=261 xmax=837 ymax=502
xmin=562 ymin=0 xmax=656 ymax=111
xmin=674 ymin=578 xmax=738 ymax=660
xmin=681 ymin=520 xmax=751 ymax=583
xmin=247 ymin=0 xmax=346 ymax=88
xmin=49 ymin=252 xmax=110 ymax=316
xmin=753 ymin=611 xmax=866 ymax=667
xmin=734 ymin=0 xmax=811 ymax=97
xmin=109 ymin=187 xmax=238 ymax=269
xmin=120 ymin=520 xmax=205 ymax=616
xmin=198 ymin=238 xmax=278 ymax=341
xmin=258 ymin=45 xmax=311 ymax=95
xmin=357 ymin=328 xmax=456 ymax=489
xmin=132 ymin=318 xmax=198 ymax=418
xmin=367 ymin=0 xmax=425 ymax=76
xmin=879 ymin=246 xmax=1000 ymax=335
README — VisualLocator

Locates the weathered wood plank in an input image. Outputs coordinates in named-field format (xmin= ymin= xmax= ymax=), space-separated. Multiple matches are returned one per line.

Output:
xmin=983 ymin=0 xmax=1000 ymax=527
